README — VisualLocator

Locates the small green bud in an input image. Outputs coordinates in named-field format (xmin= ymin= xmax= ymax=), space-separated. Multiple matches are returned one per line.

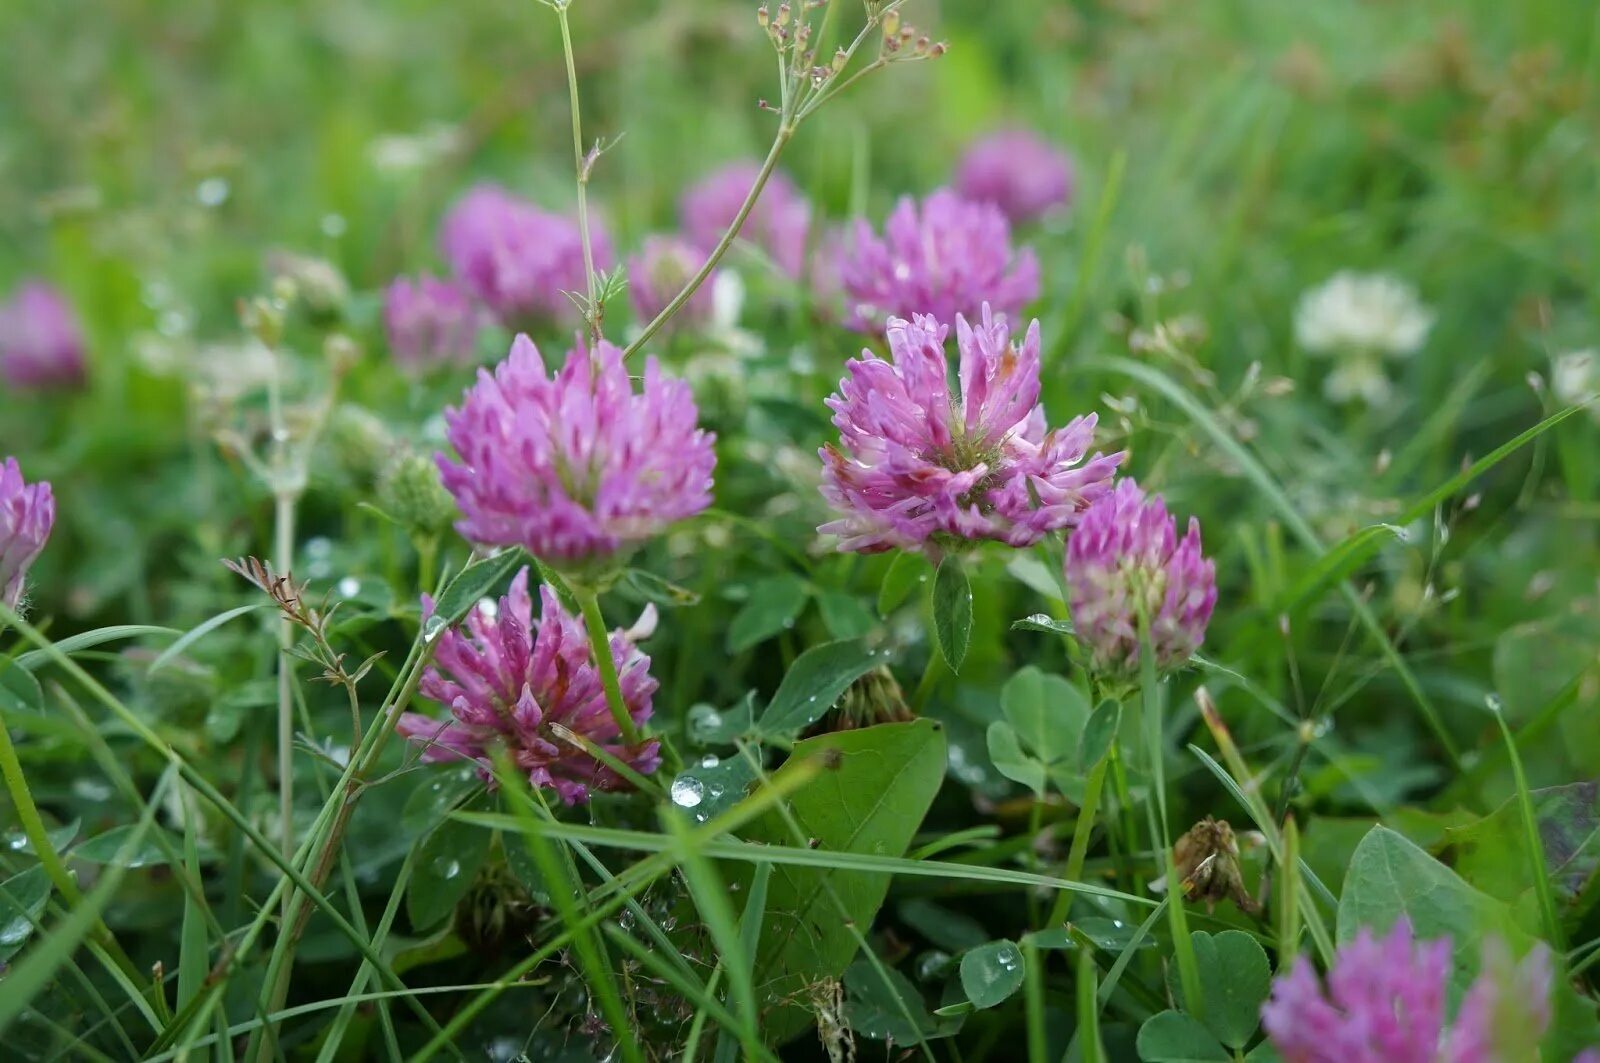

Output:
xmin=379 ymin=451 xmax=457 ymax=538
xmin=325 ymin=404 xmax=395 ymax=487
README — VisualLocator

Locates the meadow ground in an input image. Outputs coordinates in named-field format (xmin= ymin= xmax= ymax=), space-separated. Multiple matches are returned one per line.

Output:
xmin=1 ymin=0 xmax=1599 ymax=1059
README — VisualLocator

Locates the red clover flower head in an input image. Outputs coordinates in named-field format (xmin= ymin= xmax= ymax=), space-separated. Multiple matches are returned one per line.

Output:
xmin=818 ymin=306 xmax=1121 ymax=554
xmin=438 ymin=334 xmax=716 ymax=568
xmin=440 ymin=183 xmax=612 ymax=326
xmin=680 ymin=161 xmax=811 ymax=278
xmin=838 ymin=188 xmax=1039 ymax=334
xmin=955 ymin=129 xmax=1074 ymax=224
xmin=627 ymin=235 xmax=717 ymax=333
xmin=1064 ymin=478 xmax=1215 ymax=676
xmin=1261 ymin=920 xmax=1558 ymax=1063
xmin=383 ymin=274 xmax=485 ymax=373
xmin=0 ymin=457 xmax=55 ymax=612
xmin=0 ymin=281 xmax=87 ymax=390
xmin=396 ymin=568 xmax=660 ymax=805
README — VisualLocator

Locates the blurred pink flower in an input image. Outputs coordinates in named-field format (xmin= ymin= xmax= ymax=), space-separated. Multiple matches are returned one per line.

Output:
xmin=1262 ymin=920 xmax=1557 ymax=1063
xmin=1064 ymin=479 xmax=1215 ymax=675
xmin=0 ymin=457 xmax=55 ymax=612
xmin=439 ymin=183 xmax=611 ymax=326
xmin=819 ymin=306 xmax=1120 ymax=553
xmin=397 ymin=568 xmax=660 ymax=804
xmin=438 ymin=334 xmax=715 ymax=567
xmin=955 ymin=129 xmax=1074 ymax=224
xmin=627 ymin=235 xmax=717 ymax=333
xmin=680 ymin=161 xmax=811 ymax=278
xmin=383 ymin=274 xmax=485 ymax=372
xmin=0 ymin=282 xmax=87 ymax=390
xmin=838 ymin=189 xmax=1039 ymax=333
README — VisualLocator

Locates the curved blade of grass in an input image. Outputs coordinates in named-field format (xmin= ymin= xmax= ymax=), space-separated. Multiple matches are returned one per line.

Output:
xmin=0 ymin=768 xmax=167 ymax=1035
xmin=149 ymin=604 xmax=267 ymax=675
xmin=455 ymin=812 xmax=1156 ymax=907
xmin=1092 ymin=355 xmax=1464 ymax=767
xmin=17 ymin=625 xmax=180 ymax=670
xmin=1492 ymin=706 xmax=1567 ymax=951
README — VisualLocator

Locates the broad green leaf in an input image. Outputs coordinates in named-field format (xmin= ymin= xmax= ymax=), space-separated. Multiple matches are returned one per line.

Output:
xmin=898 ymin=898 xmax=989 ymax=953
xmin=9 ymin=819 xmax=79 ymax=856
xmin=1136 ymin=1011 xmax=1229 ymax=1062
xmin=669 ymin=755 xmax=757 ymax=825
xmin=817 ymin=591 xmax=877 ymax=640
xmin=621 ymin=568 xmax=700 ymax=608
xmin=844 ymin=955 xmax=955 ymax=1043
xmin=406 ymin=814 xmax=492 ymax=929
xmin=878 ymin=552 xmax=932 ymax=616
xmin=986 ymin=721 xmax=1045 ymax=796
xmin=400 ymin=763 xmax=482 ymax=835
xmin=739 ymin=719 xmax=947 ymax=1043
xmin=758 ymin=638 xmax=887 ymax=734
xmin=1447 ymin=781 xmax=1600 ymax=918
xmin=0 ymin=658 xmax=43 ymax=715
xmin=932 ymin=557 xmax=973 ymax=673
xmin=73 ymin=824 xmax=182 ymax=867
xmin=959 ymin=939 xmax=1025 ymax=1009
xmin=1005 ymin=554 xmax=1065 ymax=603
xmin=0 ymin=866 xmax=50 ymax=962
xmin=687 ymin=693 xmax=756 ymax=745
xmin=430 ymin=550 xmax=525 ymax=628
xmin=727 ymin=575 xmax=810 ymax=653
xmin=1337 ymin=826 xmax=1528 ymax=993
xmin=1078 ymin=698 xmax=1121 ymax=771
xmin=1167 ymin=930 xmax=1270 ymax=1050
xmin=1001 ymin=666 xmax=1090 ymax=767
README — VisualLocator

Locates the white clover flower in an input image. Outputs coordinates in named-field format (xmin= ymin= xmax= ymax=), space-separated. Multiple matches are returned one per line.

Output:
xmin=1294 ymin=271 xmax=1434 ymax=406
xmin=1295 ymin=271 xmax=1434 ymax=357
xmin=1550 ymin=349 xmax=1598 ymax=422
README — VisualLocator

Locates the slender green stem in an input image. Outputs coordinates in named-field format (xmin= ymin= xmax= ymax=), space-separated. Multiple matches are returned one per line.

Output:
xmin=575 ymin=587 xmax=641 ymax=746
xmin=910 ymin=650 xmax=946 ymax=712
xmin=1049 ymin=752 xmax=1111 ymax=927
xmin=553 ymin=1 xmax=600 ymax=339
xmin=623 ymin=127 xmax=793 ymax=360
xmin=1023 ymin=937 xmax=1047 ymax=1063
xmin=273 ymin=489 xmax=296 ymax=881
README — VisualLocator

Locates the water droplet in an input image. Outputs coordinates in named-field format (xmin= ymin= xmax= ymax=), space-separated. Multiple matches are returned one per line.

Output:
xmin=436 ymin=858 xmax=461 ymax=880
xmin=5 ymin=833 xmax=26 ymax=851
xmin=338 ymin=576 xmax=361 ymax=598
xmin=320 ymin=213 xmax=347 ymax=238
xmin=0 ymin=916 xmax=31 ymax=947
xmin=271 ymin=427 xmax=291 ymax=443
xmin=476 ymin=597 xmax=499 ymax=620
xmin=422 ymin=614 xmax=449 ymax=642
xmin=670 ymin=776 xmax=705 ymax=809
xmin=196 ymin=176 xmax=230 ymax=207
xmin=699 ymin=754 xmax=720 ymax=769
xmin=917 ymin=950 xmax=951 ymax=980
xmin=1485 ymin=693 xmax=1504 ymax=714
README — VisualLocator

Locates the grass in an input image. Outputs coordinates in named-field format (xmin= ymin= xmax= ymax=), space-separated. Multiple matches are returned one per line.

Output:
xmin=2 ymin=0 xmax=1599 ymax=1059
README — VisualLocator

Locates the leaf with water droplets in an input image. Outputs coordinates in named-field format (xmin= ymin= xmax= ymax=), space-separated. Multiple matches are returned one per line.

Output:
xmin=877 ymin=551 xmax=932 ymax=617
xmin=959 ymin=939 xmax=1025 ymax=1009
xmin=0 ymin=866 xmax=50 ymax=962
xmin=726 ymin=574 xmax=810 ymax=654
xmin=1011 ymin=613 xmax=1074 ymax=636
xmin=735 ymin=718 xmax=947 ymax=1043
xmin=758 ymin=638 xmax=887 ymax=735
xmin=932 ymin=557 xmax=973 ymax=673
xmin=406 ymin=796 xmax=493 ymax=929
xmin=400 ymin=763 xmax=482 ymax=834
xmin=670 ymin=756 xmax=757 ymax=825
